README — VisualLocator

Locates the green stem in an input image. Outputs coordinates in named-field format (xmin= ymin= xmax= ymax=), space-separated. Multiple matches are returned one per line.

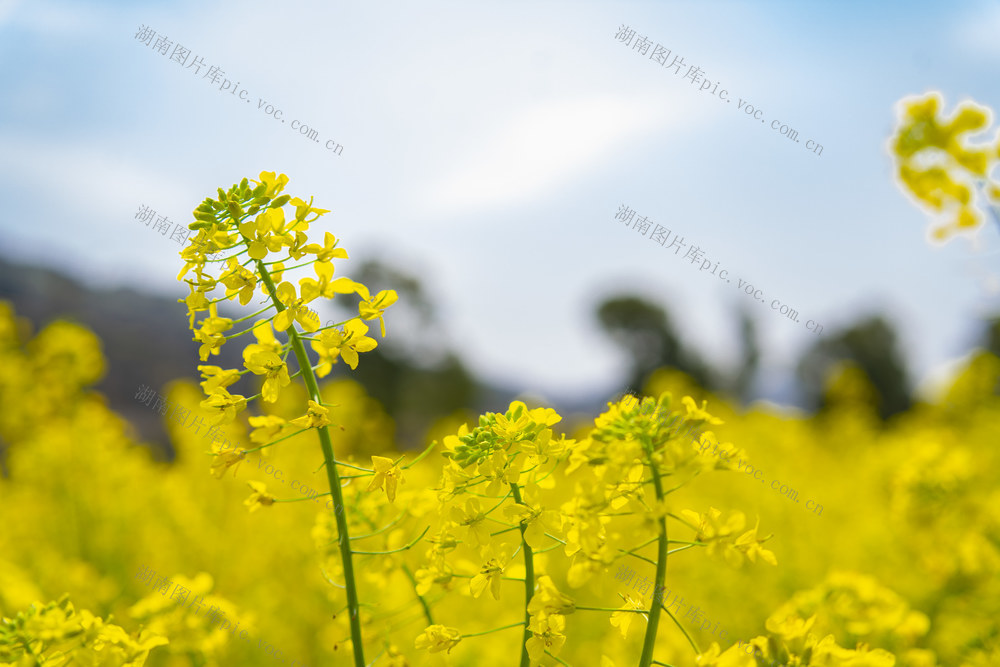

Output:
xmin=461 ymin=621 xmax=525 ymax=638
xmin=240 ymin=427 xmax=309 ymax=455
xmin=402 ymin=440 xmax=438 ymax=469
xmin=639 ymin=457 xmax=669 ymax=667
xmin=401 ymin=564 xmax=434 ymax=626
xmin=256 ymin=262 xmax=365 ymax=667
xmin=352 ymin=526 xmax=429 ymax=554
xmin=509 ymin=482 xmax=534 ymax=667
xmin=546 ymin=650 xmax=572 ymax=666
xmin=660 ymin=599 xmax=701 ymax=655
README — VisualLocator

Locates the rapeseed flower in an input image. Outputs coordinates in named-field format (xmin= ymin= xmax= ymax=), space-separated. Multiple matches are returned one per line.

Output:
xmin=243 ymin=350 xmax=290 ymax=403
xmin=289 ymin=399 xmax=331 ymax=429
xmin=210 ymin=446 xmax=246 ymax=479
xmin=414 ymin=625 xmax=462 ymax=654
xmin=311 ymin=319 xmax=377 ymax=374
xmin=367 ymin=455 xmax=404 ymax=503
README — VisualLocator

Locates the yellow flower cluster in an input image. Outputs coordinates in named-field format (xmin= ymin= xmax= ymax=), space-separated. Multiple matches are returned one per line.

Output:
xmin=178 ymin=172 xmax=394 ymax=421
xmin=890 ymin=92 xmax=1000 ymax=240
xmin=0 ymin=596 xmax=166 ymax=665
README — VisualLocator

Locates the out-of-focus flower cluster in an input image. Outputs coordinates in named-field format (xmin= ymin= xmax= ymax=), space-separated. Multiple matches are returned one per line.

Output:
xmin=891 ymin=92 xmax=1000 ymax=240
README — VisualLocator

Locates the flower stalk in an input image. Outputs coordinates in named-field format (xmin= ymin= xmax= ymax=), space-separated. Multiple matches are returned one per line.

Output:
xmin=256 ymin=262 xmax=366 ymax=667
xmin=510 ymin=481 xmax=535 ymax=667
xmin=638 ymin=456 xmax=669 ymax=667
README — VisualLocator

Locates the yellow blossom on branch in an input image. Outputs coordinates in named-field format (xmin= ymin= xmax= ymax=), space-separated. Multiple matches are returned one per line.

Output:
xmin=289 ymin=399 xmax=331 ymax=429
xmin=414 ymin=625 xmax=462 ymax=654
xmin=526 ymin=612 xmax=567 ymax=661
xmin=210 ymin=446 xmax=247 ymax=479
xmin=272 ymin=282 xmax=320 ymax=333
xmin=310 ymin=319 xmax=377 ymax=374
xmin=355 ymin=284 xmax=398 ymax=337
xmin=243 ymin=481 xmax=276 ymax=512
xmin=470 ymin=545 xmax=510 ymax=601
xmin=200 ymin=388 xmax=247 ymax=426
xmin=248 ymin=414 xmax=288 ymax=444
xmin=242 ymin=350 xmax=290 ymax=403
xmin=219 ymin=257 xmax=257 ymax=305
xmin=366 ymin=455 xmax=404 ymax=503
xmin=301 ymin=231 xmax=349 ymax=263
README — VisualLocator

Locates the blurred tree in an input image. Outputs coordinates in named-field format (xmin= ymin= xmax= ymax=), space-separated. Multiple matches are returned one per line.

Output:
xmin=984 ymin=316 xmax=1000 ymax=359
xmin=595 ymin=295 xmax=716 ymax=393
xmin=796 ymin=315 xmax=912 ymax=420
xmin=732 ymin=308 xmax=760 ymax=403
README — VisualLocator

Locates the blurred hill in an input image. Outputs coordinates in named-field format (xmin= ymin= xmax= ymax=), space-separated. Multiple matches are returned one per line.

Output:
xmin=0 ymin=256 xmax=485 ymax=454
xmin=3 ymin=254 xmax=998 ymax=457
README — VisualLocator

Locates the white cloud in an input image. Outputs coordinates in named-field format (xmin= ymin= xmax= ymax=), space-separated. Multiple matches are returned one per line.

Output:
xmin=0 ymin=135 xmax=192 ymax=226
xmin=419 ymin=93 xmax=682 ymax=217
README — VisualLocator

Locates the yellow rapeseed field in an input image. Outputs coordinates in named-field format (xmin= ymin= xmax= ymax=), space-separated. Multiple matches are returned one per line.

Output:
xmin=2 ymin=126 xmax=1000 ymax=667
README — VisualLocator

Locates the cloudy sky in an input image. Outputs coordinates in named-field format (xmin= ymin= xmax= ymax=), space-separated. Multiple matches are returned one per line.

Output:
xmin=2 ymin=0 xmax=999 ymax=403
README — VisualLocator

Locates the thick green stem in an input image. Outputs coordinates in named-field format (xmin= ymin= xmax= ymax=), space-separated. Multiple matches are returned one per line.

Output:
xmin=256 ymin=264 xmax=366 ymax=667
xmin=509 ymin=482 xmax=534 ymax=667
xmin=639 ymin=460 xmax=669 ymax=667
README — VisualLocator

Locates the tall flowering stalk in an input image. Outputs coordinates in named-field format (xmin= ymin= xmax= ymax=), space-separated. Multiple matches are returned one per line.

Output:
xmin=415 ymin=393 xmax=778 ymax=665
xmin=177 ymin=171 xmax=397 ymax=667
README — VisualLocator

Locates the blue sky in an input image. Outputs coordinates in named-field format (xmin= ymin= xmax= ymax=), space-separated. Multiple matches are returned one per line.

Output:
xmin=1 ymin=0 xmax=999 ymax=404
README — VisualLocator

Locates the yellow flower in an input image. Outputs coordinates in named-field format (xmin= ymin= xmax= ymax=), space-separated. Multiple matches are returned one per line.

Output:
xmin=180 ymin=288 xmax=211 ymax=328
xmin=366 ymin=455 xmax=404 ymax=503
xmin=201 ymin=388 xmax=247 ymax=425
xmin=450 ymin=498 xmax=492 ymax=546
xmin=299 ymin=261 xmax=345 ymax=301
xmin=302 ymin=231 xmax=349 ymax=262
xmin=682 ymin=396 xmax=724 ymax=425
xmin=284 ymin=229 xmax=311 ymax=260
xmin=289 ymin=399 xmax=331 ymax=429
xmin=310 ymin=319 xmax=377 ymax=375
xmin=414 ymin=558 xmax=454 ymax=596
xmin=244 ymin=481 xmax=276 ymax=512
xmin=288 ymin=195 xmax=329 ymax=226
xmin=243 ymin=350 xmax=290 ymax=403
xmin=210 ymin=446 xmax=247 ymax=479
xmin=193 ymin=303 xmax=233 ymax=361
xmin=272 ymin=282 xmax=320 ymax=333
xmin=414 ymin=625 xmax=462 ymax=654
xmin=526 ymin=612 xmax=567 ymax=661
xmin=257 ymin=170 xmax=289 ymax=197
xmin=504 ymin=500 xmax=561 ymax=549
xmin=197 ymin=365 xmax=240 ymax=395
xmin=734 ymin=517 xmax=778 ymax=567
xmin=238 ymin=207 xmax=288 ymax=260
xmin=219 ymin=257 xmax=257 ymax=305
xmin=243 ymin=320 xmax=283 ymax=359
xmin=891 ymin=93 xmax=1000 ymax=240
xmin=609 ymin=593 xmax=644 ymax=639
xmin=355 ymin=285 xmax=398 ymax=337
xmin=470 ymin=545 xmax=510 ymax=600
xmin=681 ymin=507 xmax=746 ymax=563
xmin=248 ymin=414 xmax=287 ymax=444
xmin=528 ymin=575 xmax=576 ymax=617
